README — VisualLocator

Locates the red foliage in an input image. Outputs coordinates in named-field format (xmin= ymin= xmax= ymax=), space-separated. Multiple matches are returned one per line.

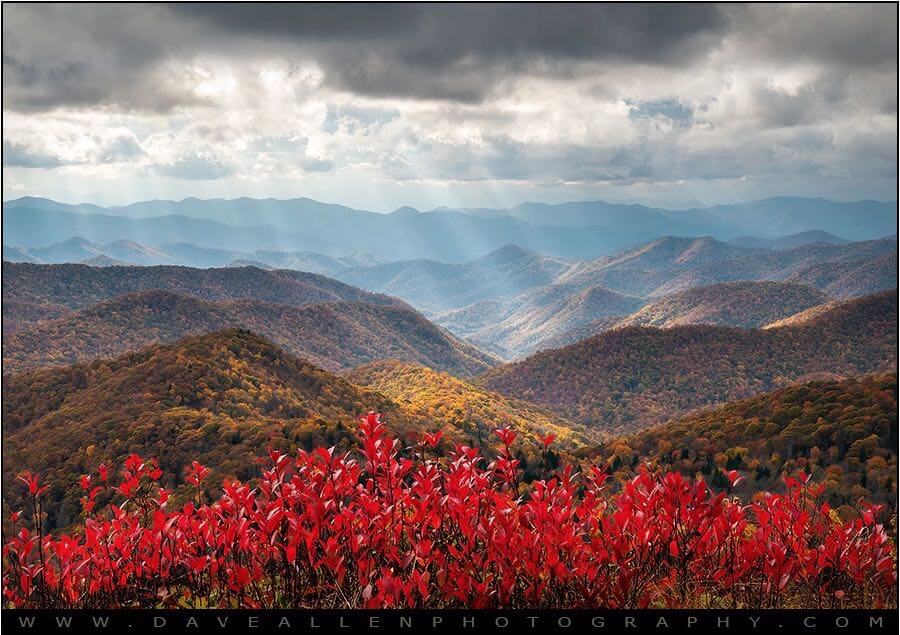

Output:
xmin=3 ymin=413 xmax=896 ymax=609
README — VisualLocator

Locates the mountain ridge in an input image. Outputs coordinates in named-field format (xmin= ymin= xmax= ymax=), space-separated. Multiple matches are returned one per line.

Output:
xmin=479 ymin=290 xmax=897 ymax=432
xmin=3 ymin=289 xmax=498 ymax=377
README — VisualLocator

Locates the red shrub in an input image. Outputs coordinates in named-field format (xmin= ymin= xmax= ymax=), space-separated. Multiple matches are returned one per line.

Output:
xmin=3 ymin=413 xmax=896 ymax=609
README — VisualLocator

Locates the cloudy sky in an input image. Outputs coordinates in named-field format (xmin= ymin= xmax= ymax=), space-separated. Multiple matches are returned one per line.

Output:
xmin=2 ymin=3 xmax=897 ymax=211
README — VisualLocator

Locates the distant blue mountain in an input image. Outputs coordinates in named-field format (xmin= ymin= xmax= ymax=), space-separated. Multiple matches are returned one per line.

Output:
xmin=438 ymin=196 xmax=896 ymax=241
xmin=3 ymin=195 xmax=895 ymax=262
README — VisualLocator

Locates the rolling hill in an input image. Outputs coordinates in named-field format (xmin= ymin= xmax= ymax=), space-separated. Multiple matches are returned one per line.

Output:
xmin=594 ymin=374 xmax=897 ymax=509
xmin=479 ymin=291 xmax=897 ymax=432
xmin=1 ymin=262 xmax=405 ymax=331
xmin=784 ymin=252 xmax=898 ymax=299
xmin=3 ymin=290 xmax=498 ymax=377
xmin=614 ymin=281 xmax=828 ymax=330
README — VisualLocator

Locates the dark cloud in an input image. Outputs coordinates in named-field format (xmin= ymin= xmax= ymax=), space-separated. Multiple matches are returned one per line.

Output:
xmin=736 ymin=4 xmax=898 ymax=70
xmin=3 ymin=3 xmax=731 ymax=109
xmin=3 ymin=4 xmax=896 ymax=110
xmin=174 ymin=4 xmax=730 ymax=101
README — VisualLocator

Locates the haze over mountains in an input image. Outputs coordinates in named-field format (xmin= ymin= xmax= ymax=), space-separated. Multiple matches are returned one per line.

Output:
xmin=4 ymin=195 xmax=896 ymax=262
xmin=3 ymin=195 xmax=896 ymax=362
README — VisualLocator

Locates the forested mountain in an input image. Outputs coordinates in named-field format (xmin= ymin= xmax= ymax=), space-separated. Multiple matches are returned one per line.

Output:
xmin=23 ymin=237 xmax=176 ymax=265
xmin=3 ymin=290 xmax=498 ymax=376
xmin=762 ymin=302 xmax=842 ymax=329
xmin=479 ymin=291 xmax=897 ymax=432
xmin=2 ymin=330 xmax=410 ymax=529
xmin=2 ymin=244 xmax=38 ymax=263
xmin=336 ymin=245 xmax=570 ymax=314
xmin=1 ymin=300 xmax=69 ymax=334
xmin=595 ymin=374 xmax=897 ymax=510
xmin=538 ymin=281 xmax=831 ymax=350
xmin=614 ymin=281 xmax=828 ymax=330
xmin=346 ymin=360 xmax=594 ymax=453
xmin=2 ymin=262 xmax=403 ymax=330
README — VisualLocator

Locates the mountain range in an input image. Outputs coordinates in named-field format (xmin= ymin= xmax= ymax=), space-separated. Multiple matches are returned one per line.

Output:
xmin=2 ymin=190 xmax=897 ymax=544
xmin=415 ymin=236 xmax=895 ymax=357
xmin=5 ymin=231 xmax=895 ymax=361
xmin=4 ymin=195 xmax=895 ymax=262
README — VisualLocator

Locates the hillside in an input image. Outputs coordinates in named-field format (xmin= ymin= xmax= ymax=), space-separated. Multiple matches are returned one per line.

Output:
xmin=762 ymin=302 xmax=841 ymax=329
xmin=336 ymin=244 xmax=570 ymax=314
xmin=2 ymin=330 xmax=409 ymax=529
xmin=23 ymin=237 xmax=176 ymax=265
xmin=346 ymin=360 xmax=595 ymax=453
xmin=615 ymin=281 xmax=828 ymax=329
xmin=479 ymin=291 xmax=897 ymax=432
xmin=1 ymin=262 xmax=404 ymax=330
xmin=1 ymin=300 xmax=69 ymax=334
xmin=596 ymin=374 xmax=897 ymax=509
xmin=767 ymin=230 xmax=850 ymax=249
xmin=531 ymin=316 xmax=628 ymax=352
xmin=3 ymin=331 xmax=578 ymax=530
xmin=4 ymin=290 xmax=497 ymax=377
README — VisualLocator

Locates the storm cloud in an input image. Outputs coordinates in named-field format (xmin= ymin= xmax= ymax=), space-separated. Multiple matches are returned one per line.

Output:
xmin=2 ymin=3 xmax=896 ymax=208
